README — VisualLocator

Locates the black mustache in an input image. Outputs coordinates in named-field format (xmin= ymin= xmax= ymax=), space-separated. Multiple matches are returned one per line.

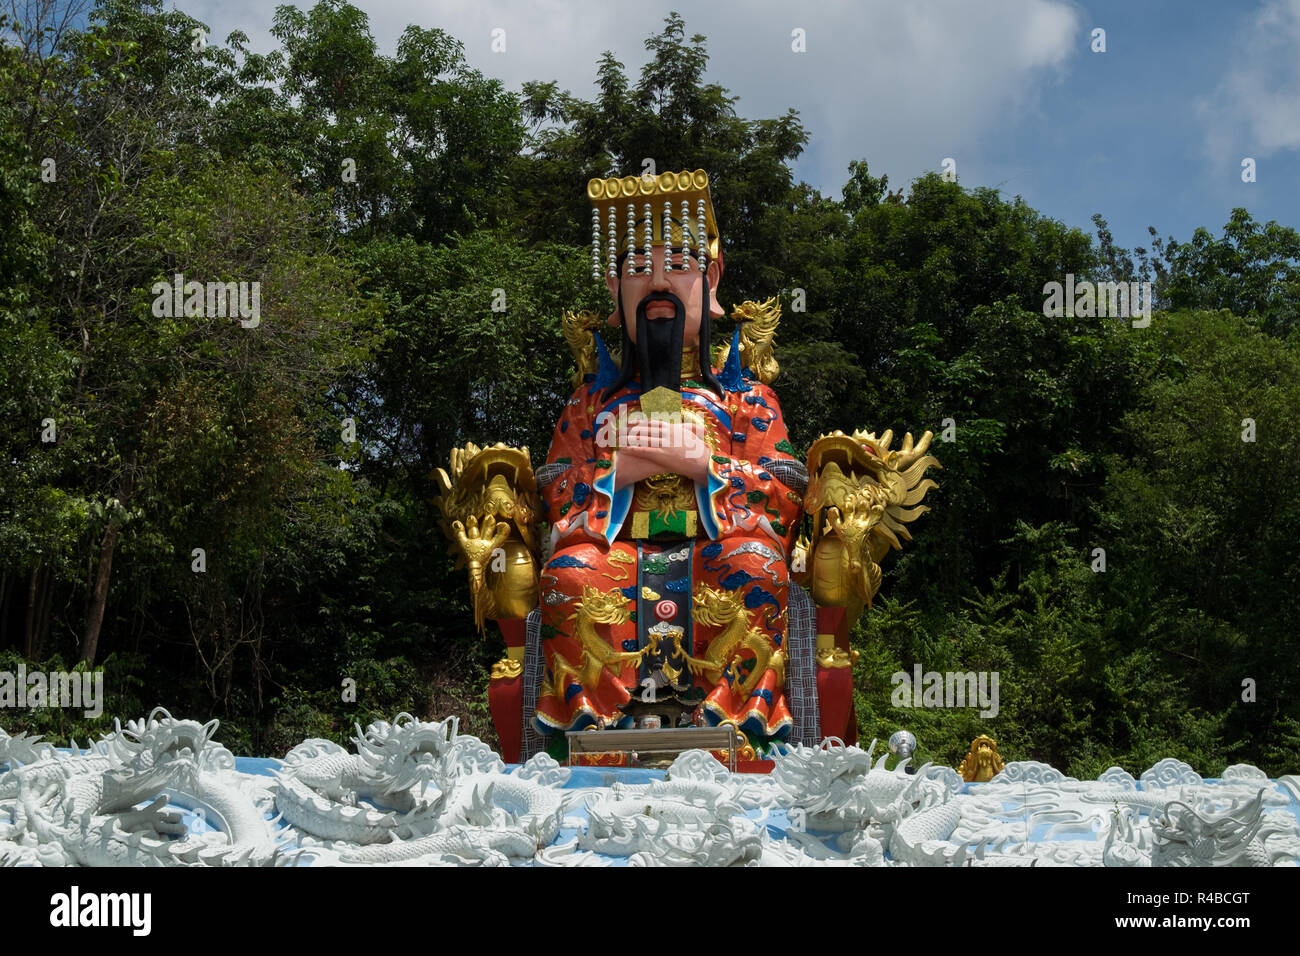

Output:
xmin=639 ymin=292 xmax=685 ymax=314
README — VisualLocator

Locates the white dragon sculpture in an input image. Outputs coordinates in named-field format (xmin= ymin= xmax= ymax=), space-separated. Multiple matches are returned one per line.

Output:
xmin=3 ymin=713 xmax=1299 ymax=867
xmin=0 ymin=709 xmax=279 ymax=866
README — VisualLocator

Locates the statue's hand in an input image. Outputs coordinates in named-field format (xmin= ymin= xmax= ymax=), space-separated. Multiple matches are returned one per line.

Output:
xmin=615 ymin=421 xmax=710 ymax=487
xmin=622 ymin=419 xmax=708 ymax=453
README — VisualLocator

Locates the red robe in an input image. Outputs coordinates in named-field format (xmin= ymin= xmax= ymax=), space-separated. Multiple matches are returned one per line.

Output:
xmin=534 ymin=356 xmax=803 ymax=746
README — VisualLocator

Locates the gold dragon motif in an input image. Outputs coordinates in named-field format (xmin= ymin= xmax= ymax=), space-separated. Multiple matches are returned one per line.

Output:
xmin=688 ymin=583 xmax=786 ymax=699
xmin=803 ymin=429 xmax=941 ymax=617
xmin=434 ymin=442 xmax=542 ymax=635
xmin=565 ymin=585 xmax=642 ymax=689
xmin=561 ymin=309 xmax=604 ymax=387
xmin=959 ymin=734 xmax=1005 ymax=783
xmin=714 ymin=297 xmax=781 ymax=385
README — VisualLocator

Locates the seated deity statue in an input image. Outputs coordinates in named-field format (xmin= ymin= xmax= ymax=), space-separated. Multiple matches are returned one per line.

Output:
xmin=436 ymin=170 xmax=940 ymax=763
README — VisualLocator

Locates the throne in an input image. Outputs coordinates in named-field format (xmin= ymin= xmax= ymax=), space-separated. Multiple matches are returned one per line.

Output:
xmin=434 ymin=300 xmax=939 ymax=763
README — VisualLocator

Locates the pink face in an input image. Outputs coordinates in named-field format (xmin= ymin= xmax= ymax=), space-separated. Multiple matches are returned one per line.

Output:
xmin=605 ymin=243 xmax=724 ymax=345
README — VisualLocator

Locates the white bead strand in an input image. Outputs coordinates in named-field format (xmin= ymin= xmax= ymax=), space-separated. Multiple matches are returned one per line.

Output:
xmin=626 ymin=203 xmax=636 ymax=276
xmin=663 ymin=200 xmax=674 ymax=270
xmin=606 ymin=205 xmax=617 ymax=278
xmin=642 ymin=203 xmax=652 ymax=274
xmin=681 ymin=199 xmax=691 ymax=270
xmin=697 ymin=199 xmax=707 ymax=272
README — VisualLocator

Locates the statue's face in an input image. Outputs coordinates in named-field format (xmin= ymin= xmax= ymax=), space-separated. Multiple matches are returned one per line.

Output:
xmin=605 ymin=242 xmax=724 ymax=346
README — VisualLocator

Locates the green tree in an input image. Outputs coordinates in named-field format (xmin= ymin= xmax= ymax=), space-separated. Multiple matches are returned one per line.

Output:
xmin=1151 ymin=210 xmax=1300 ymax=337
xmin=258 ymin=0 xmax=523 ymax=241
xmin=1099 ymin=309 xmax=1300 ymax=773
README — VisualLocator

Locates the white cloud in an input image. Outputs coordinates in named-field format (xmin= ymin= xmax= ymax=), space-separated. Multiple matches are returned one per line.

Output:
xmin=188 ymin=0 xmax=1081 ymax=196
xmin=1197 ymin=0 xmax=1300 ymax=167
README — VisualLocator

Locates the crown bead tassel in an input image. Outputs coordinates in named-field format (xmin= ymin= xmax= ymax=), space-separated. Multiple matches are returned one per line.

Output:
xmin=587 ymin=171 xmax=716 ymax=278
xmin=643 ymin=203 xmax=652 ymax=274
xmin=663 ymin=200 xmax=674 ymax=270
xmin=681 ymin=199 xmax=691 ymax=268
xmin=606 ymin=205 xmax=617 ymax=278
xmin=626 ymin=202 xmax=636 ymax=276
xmin=697 ymin=198 xmax=707 ymax=272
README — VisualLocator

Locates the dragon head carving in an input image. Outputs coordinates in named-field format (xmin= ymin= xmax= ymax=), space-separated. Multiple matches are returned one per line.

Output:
xmin=354 ymin=713 xmax=458 ymax=799
xmin=804 ymin=429 xmax=940 ymax=612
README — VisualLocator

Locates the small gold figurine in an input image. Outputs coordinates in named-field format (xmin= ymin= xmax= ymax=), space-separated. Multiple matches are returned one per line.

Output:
xmin=958 ymin=734 xmax=1005 ymax=782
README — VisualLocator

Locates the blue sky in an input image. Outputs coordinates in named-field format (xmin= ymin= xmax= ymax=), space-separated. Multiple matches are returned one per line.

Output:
xmin=180 ymin=0 xmax=1300 ymax=256
xmin=963 ymin=1 xmax=1300 ymax=256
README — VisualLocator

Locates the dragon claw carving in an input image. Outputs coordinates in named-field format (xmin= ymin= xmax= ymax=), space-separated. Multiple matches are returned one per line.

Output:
xmin=436 ymin=444 xmax=542 ymax=634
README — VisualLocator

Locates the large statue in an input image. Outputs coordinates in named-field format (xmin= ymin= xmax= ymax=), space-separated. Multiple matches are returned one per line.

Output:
xmin=436 ymin=170 xmax=939 ymax=762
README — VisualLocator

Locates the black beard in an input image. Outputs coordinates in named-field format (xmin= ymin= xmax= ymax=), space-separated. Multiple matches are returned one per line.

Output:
xmin=635 ymin=292 xmax=686 ymax=394
xmin=602 ymin=281 xmax=724 ymax=401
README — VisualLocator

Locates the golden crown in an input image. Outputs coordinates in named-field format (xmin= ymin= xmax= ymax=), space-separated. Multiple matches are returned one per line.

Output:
xmin=587 ymin=169 xmax=720 ymax=280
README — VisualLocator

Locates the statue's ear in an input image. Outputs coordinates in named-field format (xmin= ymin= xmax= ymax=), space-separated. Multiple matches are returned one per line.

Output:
xmin=707 ymin=249 xmax=724 ymax=318
xmin=605 ymin=272 xmax=621 ymax=326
